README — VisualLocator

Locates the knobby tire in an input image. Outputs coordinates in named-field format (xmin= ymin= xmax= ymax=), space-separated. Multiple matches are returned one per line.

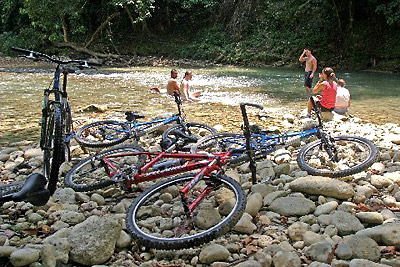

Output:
xmin=297 ymin=135 xmax=378 ymax=177
xmin=64 ymin=145 xmax=146 ymax=192
xmin=126 ymin=173 xmax=246 ymax=250
xmin=75 ymin=120 xmax=131 ymax=148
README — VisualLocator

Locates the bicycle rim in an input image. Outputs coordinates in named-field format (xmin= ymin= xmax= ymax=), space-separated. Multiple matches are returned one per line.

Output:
xmin=126 ymin=174 xmax=246 ymax=250
xmin=64 ymin=145 xmax=146 ymax=192
xmin=76 ymin=120 xmax=131 ymax=148
xmin=297 ymin=135 xmax=378 ymax=177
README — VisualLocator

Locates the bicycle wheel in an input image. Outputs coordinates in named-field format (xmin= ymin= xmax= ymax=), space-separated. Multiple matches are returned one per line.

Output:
xmin=126 ymin=173 xmax=245 ymax=250
xmin=192 ymin=133 xmax=264 ymax=167
xmin=64 ymin=145 xmax=146 ymax=192
xmin=63 ymin=101 xmax=72 ymax=162
xmin=75 ymin=120 xmax=131 ymax=148
xmin=42 ymin=103 xmax=64 ymax=194
xmin=297 ymin=135 xmax=378 ymax=178
xmin=162 ymin=123 xmax=217 ymax=151
xmin=0 ymin=181 xmax=24 ymax=198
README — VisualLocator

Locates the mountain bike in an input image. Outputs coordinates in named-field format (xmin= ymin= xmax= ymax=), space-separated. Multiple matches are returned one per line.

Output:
xmin=0 ymin=47 xmax=100 ymax=205
xmin=192 ymin=97 xmax=378 ymax=178
xmin=75 ymin=92 xmax=216 ymax=149
xmin=64 ymin=103 xmax=263 ymax=249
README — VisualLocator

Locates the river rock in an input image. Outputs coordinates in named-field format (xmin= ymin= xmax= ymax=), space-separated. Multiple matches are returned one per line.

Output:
xmin=195 ymin=208 xmax=221 ymax=229
xmin=314 ymin=201 xmax=338 ymax=216
xmin=355 ymin=212 xmax=384 ymax=224
xmin=43 ymin=237 xmax=71 ymax=264
xmin=233 ymin=213 xmax=257 ymax=234
xmin=305 ymin=240 xmax=333 ymax=263
xmin=274 ymin=150 xmax=291 ymax=164
xmin=199 ymin=244 xmax=231 ymax=264
xmin=274 ymin=163 xmax=290 ymax=176
xmin=0 ymin=246 xmax=17 ymax=257
xmin=370 ymin=175 xmax=393 ymax=188
xmin=245 ymin=193 xmax=263 ymax=216
xmin=287 ymin=222 xmax=310 ymax=241
xmin=371 ymin=163 xmax=385 ymax=174
xmin=251 ymin=183 xmax=275 ymax=197
xmin=272 ymin=251 xmax=301 ymax=267
xmin=384 ymin=171 xmax=400 ymax=184
xmin=116 ymin=230 xmax=132 ymax=249
xmin=52 ymin=188 xmax=76 ymax=204
xmin=335 ymin=241 xmax=352 ymax=260
xmin=269 ymin=196 xmax=315 ymax=216
xmin=263 ymin=190 xmax=288 ymax=206
xmin=68 ymin=215 xmax=122 ymax=265
xmin=289 ymin=176 xmax=354 ymax=200
xmin=349 ymin=259 xmax=389 ymax=267
xmin=40 ymin=244 xmax=56 ymax=267
xmin=303 ymin=231 xmax=323 ymax=246
xmin=331 ymin=211 xmax=364 ymax=235
xmin=10 ymin=248 xmax=40 ymax=267
xmin=343 ymin=235 xmax=381 ymax=262
xmin=355 ymin=222 xmax=400 ymax=248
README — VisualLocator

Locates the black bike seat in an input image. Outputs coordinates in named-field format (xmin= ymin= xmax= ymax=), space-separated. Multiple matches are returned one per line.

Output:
xmin=125 ymin=111 xmax=145 ymax=121
xmin=12 ymin=173 xmax=47 ymax=201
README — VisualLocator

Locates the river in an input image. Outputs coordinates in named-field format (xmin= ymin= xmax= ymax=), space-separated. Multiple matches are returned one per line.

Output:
xmin=1 ymin=59 xmax=399 ymax=145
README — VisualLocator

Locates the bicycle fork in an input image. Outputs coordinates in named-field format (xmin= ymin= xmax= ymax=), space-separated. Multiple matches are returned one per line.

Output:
xmin=179 ymin=159 xmax=219 ymax=214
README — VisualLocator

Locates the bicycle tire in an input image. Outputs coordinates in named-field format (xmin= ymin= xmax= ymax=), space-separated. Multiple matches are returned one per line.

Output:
xmin=126 ymin=173 xmax=246 ymax=250
xmin=43 ymin=103 xmax=64 ymax=194
xmin=0 ymin=181 xmax=24 ymax=198
xmin=63 ymin=101 xmax=72 ymax=162
xmin=297 ymin=135 xmax=378 ymax=178
xmin=75 ymin=120 xmax=131 ymax=148
xmin=192 ymin=133 xmax=264 ymax=167
xmin=162 ymin=122 xmax=217 ymax=151
xmin=64 ymin=145 xmax=146 ymax=192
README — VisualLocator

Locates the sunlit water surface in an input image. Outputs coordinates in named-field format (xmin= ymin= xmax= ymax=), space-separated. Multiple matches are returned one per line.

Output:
xmin=1 ymin=63 xmax=399 ymax=144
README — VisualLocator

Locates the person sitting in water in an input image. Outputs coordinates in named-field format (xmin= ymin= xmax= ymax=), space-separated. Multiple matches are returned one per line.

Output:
xmin=302 ymin=67 xmax=337 ymax=118
xmin=150 ymin=69 xmax=180 ymax=95
xmin=334 ymin=78 xmax=351 ymax=115
xmin=180 ymin=71 xmax=201 ymax=102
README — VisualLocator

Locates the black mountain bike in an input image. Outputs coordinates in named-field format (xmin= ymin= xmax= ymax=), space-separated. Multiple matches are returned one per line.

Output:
xmin=0 ymin=47 xmax=100 ymax=205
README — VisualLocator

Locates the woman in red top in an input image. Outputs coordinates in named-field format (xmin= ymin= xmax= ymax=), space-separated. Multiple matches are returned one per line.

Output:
xmin=303 ymin=67 xmax=337 ymax=118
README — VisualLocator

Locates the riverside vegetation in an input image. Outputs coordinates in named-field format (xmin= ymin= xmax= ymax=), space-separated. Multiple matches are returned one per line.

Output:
xmin=1 ymin=1 xmax=400 ymax=71
xmin=0 ymin=110 xmax=399 ymax=266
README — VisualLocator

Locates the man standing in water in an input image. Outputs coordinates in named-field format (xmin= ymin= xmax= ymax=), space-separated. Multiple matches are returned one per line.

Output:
xmin=299 ymin=48 xmax=317 ymax=94
xmin=151 ymin=69 xmax=180 ymax=95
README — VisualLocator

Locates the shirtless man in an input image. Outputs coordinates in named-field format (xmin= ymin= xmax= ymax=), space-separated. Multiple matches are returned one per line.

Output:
xmin=166 ymin=69 xmax=180 ymax=95
xmin=150 ymin=69 xmax=180 ymax=95
xmin=299 ymin=49 xmax=317 ymax=94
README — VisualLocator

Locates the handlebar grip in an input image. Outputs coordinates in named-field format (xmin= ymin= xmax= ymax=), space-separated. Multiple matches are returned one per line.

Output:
xmin=239 ymin=102 xmax=264 ymax=110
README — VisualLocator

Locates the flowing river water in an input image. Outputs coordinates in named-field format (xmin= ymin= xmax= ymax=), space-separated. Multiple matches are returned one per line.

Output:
xmin=1 ymin=58 xmax=399 ymax=145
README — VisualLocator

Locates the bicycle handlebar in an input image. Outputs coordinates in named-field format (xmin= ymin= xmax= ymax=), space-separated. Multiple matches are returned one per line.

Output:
xmin=12 ymin=47 xmax=102 ymax=67
xmin=239 ymin=102 xmax=264 ymax=110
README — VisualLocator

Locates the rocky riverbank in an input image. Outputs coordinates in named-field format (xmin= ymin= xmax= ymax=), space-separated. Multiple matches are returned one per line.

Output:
xmin=0 ymin=112 xmax=399 ymax=267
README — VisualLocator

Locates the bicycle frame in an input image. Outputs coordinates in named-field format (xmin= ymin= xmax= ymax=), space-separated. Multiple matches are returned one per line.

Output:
xmin=100 ymin=150 xmax=231 ymax=212
xmin=110 ymin=92 xmax=185 ymax=139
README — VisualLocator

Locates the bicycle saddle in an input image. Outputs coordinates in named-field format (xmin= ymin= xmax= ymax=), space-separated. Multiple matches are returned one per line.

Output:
xmin=125 ymin=111 xmax=145 ymax=121
xmin=12 ymin=173 xmax=50 ymax=206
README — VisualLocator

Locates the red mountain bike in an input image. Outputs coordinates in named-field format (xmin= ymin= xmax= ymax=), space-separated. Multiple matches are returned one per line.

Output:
xmin=64 ymin=103 xmax=263 ymax=249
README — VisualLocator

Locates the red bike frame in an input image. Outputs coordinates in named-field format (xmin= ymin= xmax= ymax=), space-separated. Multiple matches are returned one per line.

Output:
xmin=101 ymin=150 xmax=233 ymax=212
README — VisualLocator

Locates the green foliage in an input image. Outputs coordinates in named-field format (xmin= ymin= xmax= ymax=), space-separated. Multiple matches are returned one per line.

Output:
xmin=1 ymin=0 xmax=400 ymax=71
xmin=376 ymin=0 xmax=400 ymax=25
